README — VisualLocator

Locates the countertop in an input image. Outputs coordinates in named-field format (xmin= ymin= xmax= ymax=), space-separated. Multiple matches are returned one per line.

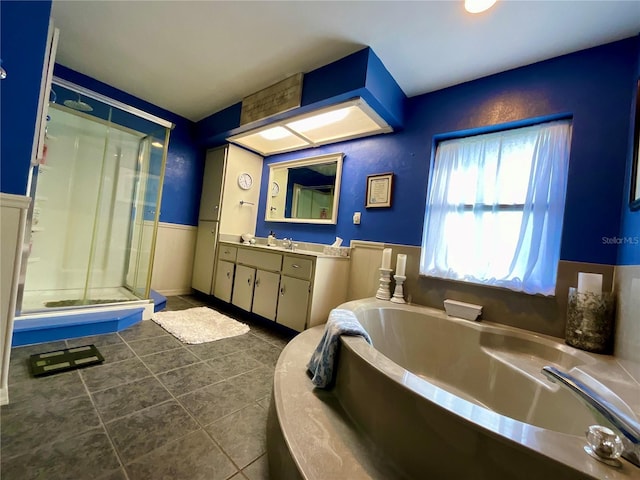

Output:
xmin=218 ymin=239 xmax=350 ymax=259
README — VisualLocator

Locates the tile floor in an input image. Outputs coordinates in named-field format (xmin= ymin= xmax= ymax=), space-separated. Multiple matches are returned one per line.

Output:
xmin=1 ymin=295 xmax=297 ymax=480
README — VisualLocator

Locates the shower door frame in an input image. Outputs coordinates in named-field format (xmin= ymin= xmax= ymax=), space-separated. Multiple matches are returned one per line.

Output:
xmin=16 ymin=78 xmax=173 ymax=315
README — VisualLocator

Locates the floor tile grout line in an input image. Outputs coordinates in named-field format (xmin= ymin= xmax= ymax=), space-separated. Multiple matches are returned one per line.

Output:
xmin=82 ymin=372 xmax=156 ymax=395
xmin=0 ymin=424 xmax=111 ymax=464
xmin=199 ymin=414 xmax=252 ymax=477
xmin=1 ymin=372 xmax=90 ymax=417
xmin=99 ymin=350 xmax=202 ymax=473
xmin=99 ymin=397 xmax=178 ymax=426
xmin=5 ymin=298 xmax=284 ymax=479
xmin=0 ymin=408 xmax=102 ymax=463
xmin=77 ymin=360 xmax=132 ymax=480
xmin=125 ymin=306 xmax=275 ymax=474
xmin=120 ymin=335 xmax=245 ymax=477
xmin=198 ymin=398 xmax=272 ymax=472
xmin=242 ymin=453 xmax=268 ymax=477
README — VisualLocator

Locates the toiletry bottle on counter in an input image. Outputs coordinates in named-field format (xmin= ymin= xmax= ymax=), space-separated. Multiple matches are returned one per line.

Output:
xmin=267 ymin=231 xmax=276 ymax=246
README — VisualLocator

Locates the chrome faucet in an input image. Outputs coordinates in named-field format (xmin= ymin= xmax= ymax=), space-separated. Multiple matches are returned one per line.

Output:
xmin=282 ymin=238 xmax=293 ymax=250
xmin=542 ymin=366 xmax=640 ymax=467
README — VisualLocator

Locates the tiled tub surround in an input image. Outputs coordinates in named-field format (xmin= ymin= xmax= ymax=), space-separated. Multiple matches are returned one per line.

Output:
xmin=346 ymin=241 xmax=616 ymax=339
xmin=347 ymin=241 xmax=639 ymax=385
xmin=614 ymin=265 xmax=640 ymax=383
xmin=269 ymin=298 xmax=640 ymax=479
xmin=1 ymin=295 xmax=295 ymax=480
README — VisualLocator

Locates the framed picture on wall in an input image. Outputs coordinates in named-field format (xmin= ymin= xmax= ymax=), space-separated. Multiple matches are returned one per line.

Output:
xmin=631 ymin=79 xmax=640 ymax=211
xmin=366 ymin=172 xmax=393 ymax=208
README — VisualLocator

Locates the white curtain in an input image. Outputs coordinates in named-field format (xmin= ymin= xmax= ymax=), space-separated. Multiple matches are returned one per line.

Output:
xmin=420 ymin=120 xmax=572 ymax=295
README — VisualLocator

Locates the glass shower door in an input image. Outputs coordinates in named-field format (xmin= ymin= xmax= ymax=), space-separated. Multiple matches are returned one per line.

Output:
xmin=124 ymin=133 xmax=165 ymax=299
xmin=83 ymin=122 xmax=147 ymax=305
xmin=20 ymin=83 xmax=170 ymax=313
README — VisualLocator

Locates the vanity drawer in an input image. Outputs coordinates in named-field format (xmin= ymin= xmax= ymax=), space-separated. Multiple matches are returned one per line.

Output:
xmin=282 ymin=255 xmax=313 ymax=280
xmin=237 ymin=248 xmax=282 ymax=272
xmin=218 ymin=245 xmax=237 ymax=262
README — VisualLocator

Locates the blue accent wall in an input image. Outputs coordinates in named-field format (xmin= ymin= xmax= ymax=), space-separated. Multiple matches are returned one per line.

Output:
xmin=3 ymin=6 xmax=637 ymax=268
xmin=256 ymin=37 xmax=639 ymax=266
xmin=0 ymin=0 xmax=52 ymax=195
xmin=617 ymin=35 xmax=640 ymax=266
xmin=52 ymin=65 xmax=203 ymax=226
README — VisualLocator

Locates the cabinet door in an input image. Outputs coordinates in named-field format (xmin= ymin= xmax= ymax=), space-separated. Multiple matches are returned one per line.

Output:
xmin=200 ymin=147 xmax=226 ymax=221
xmin=213 ymin=260 xmax=235 ymax=303
xmin=252 ymin=270 xmax=280 ymax=321
xmin=192 ymin=220 xmax=218 ymax=294
xmin=232 ymin=264 xmax=255 ymax=312
xmin=276 ymin=276 xmax=310 ymax=332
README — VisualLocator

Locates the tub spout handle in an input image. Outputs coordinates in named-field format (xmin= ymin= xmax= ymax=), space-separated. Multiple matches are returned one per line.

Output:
xmin=541 ymin=365 xmax=640 ymax=468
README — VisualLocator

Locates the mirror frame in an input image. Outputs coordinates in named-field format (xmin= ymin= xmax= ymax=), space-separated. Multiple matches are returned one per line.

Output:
xmin=265 ymin=152 xmax=344 ymax=224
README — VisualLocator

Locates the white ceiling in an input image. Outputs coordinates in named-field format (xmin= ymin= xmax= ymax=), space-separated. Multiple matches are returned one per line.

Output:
xmin=51 ymin=1 xmax=640 ymax=123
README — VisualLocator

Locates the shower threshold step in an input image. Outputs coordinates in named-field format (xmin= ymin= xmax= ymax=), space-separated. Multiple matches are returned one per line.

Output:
xmin=13 ymin=304 xmax=146 ymax=347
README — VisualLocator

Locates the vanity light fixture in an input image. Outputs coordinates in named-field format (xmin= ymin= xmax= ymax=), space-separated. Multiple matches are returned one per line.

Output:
xmin=227 ymin=98 xmax=392 ymax=156
xmin=464 ymin=0 xmax=497 ymax=14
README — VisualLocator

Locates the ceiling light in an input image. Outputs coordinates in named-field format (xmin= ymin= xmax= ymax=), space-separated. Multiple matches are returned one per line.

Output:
xmin=259 ymin=126 xmax=292 ymax=140
xmin=227 ymin=98 xmax=392 ymax=156
xmin=286 ymin=107 xmax=350 ymax=133
xmin=465 ymin=0 xmax=496 ymax=14
xmin=151 ymin=141 xmax=164 ymax=148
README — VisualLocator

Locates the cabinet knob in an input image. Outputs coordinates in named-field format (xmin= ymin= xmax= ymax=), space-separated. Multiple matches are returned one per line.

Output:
xmin=280 ymin=286 xmax=285 ymax=296
xmin=211 ymin=230 xmax=215 ymax=234
xmin=226 ymin=271 xmax=231 ymax=279
xmin=248 ymin=277 xmax=252 ymax=285
xmin=255 ymin=278 xmax=260 ymax=286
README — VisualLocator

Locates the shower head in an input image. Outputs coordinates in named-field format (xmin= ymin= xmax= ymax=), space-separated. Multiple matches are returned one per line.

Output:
xmin=64 ymin=94 xmax=93 ymax=112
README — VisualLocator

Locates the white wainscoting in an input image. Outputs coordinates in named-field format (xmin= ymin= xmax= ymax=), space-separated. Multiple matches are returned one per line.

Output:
xmin=151 ymin=222 xmax=198 ymax=296
xmin=347 ymin=240 xmax=386 ymax=302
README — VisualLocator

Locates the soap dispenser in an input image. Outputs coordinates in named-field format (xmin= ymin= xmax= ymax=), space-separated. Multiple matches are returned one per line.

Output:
xmin=267 ymin=231 xmax=276 ymax=247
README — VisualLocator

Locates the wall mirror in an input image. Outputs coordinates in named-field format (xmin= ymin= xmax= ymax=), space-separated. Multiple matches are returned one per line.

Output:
xmin=266 ymin=152 xmax=344 ymax=224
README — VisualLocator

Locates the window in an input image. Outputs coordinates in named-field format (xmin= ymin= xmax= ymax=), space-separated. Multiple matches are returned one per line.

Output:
xmin=420 ymin=120 xmax=572 ymax=295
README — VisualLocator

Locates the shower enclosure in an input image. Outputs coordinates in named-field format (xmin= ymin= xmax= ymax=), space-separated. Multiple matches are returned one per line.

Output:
xmin=18 ymin=80 xmax=171 ymax=314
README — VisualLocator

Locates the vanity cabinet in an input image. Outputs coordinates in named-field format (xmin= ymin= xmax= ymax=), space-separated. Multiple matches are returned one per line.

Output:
xmin=277 ymin=276 xmax=310 ymax=331
xmin=231 ymin=264 xmax=256 ymax=311
xmin=191 ymin=145 xmax=263 ymax=295
xmin=214 ymin=242 xmax=349 ymax=331
xmin=253 ymin=270 xmax=280 ymax=321
xmin=212 ymin=260 xmax=235 ymax=302
xmin=277 ymin=255 xmax=313 ymax=331
xmin=192 ymin=221 xmax=219 ymax=294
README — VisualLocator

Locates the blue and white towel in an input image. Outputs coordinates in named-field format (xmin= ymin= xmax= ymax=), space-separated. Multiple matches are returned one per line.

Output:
xmin=307 ymin=308 xmax=372 ymax=388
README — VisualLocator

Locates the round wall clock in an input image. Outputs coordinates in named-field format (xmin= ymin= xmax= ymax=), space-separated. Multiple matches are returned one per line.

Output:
xmin=271 ymin=181 xmax=280 ymax=197
xmin=237 ymin=172 xmax=253 ymax=190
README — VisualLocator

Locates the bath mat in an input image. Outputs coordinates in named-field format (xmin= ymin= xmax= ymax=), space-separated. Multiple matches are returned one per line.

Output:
xmin=152 ymin=307 xmax=249 ymax=344
xmin=29 ymin=344 xmax=104 ymax=377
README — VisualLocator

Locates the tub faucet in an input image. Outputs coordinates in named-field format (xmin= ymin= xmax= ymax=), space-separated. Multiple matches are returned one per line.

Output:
xmin=542 ymin=366 xmax=640 ymax=467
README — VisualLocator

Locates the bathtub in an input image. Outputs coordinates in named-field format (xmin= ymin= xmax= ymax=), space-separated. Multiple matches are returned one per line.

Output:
xmin=268 ymin=298 xmax=640 ymax=479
